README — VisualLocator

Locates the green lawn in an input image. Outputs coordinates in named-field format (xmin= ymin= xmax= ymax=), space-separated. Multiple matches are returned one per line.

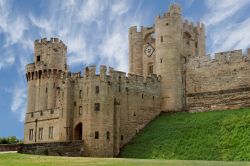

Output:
xmin=0 ymin=153 xmax=249 ymax=166
xmin=120 ymin=109 xmax=250 ymax=161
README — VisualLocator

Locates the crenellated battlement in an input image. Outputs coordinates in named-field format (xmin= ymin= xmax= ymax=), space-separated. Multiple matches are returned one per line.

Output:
xmin=183 ymin=19 xmax=205 ymax=33
xmin=187 ymin=48 xmax=250 ymax=69
xmin=155 ymin=3 xmax=181 ymax=21
xmin=66 ymin=65 xmax=160 ymax=88
xmin=129 ymin=26 xmax=143 ymax=34
xmin=26 ymin=63 xmax=35 ymax=72
xmin=155 ymin=12 xmax=171 ymax=20
xmin=34 ymin=37 xmax=67 ymax=51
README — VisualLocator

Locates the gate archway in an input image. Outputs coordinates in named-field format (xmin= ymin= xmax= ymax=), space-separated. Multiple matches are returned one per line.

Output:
xmin=74 ymin=123 xmax=82 ymax=140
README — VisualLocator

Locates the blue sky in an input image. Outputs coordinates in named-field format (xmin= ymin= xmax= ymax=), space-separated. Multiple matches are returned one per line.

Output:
xmin=1 ymin=0 xmax=250 ymax=139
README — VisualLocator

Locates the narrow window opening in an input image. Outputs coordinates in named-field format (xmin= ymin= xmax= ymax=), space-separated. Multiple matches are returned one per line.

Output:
xmin=106 ymin=131 xmax=110 ymax=140
xmin=29 ymin=129 xmax=34 ymax=141
xmin=37 ymin=56 xmax=41 ymax=62
xmin=161 ymin=36 xmax=163 ymax=43
xmin=118 ymin=85 xmax=121 ymax=92
xmin=160 ymin=59 xmax=162 ymax=63
xmin=195 ymin=42 xmax=198 ymax=48
xmin=142 ymin=94 xmax=144 ymax=99
xmin=95 ymin=131 xmax=99 ymax=139
xmin=74 ymin=101 xmax=77 ymax=106
xmin=40 ymin=111 xmax=43 ymax=116
xmin=45 ymin=87 xmax=47 ymax=93
xmin=121 ymin=135 xmax=124 ymax=141
xmin=95 ymin=103 xmax=100 ymax=112
xmin=95 ymin=86 xmax=99 ymax=94
xmin=38 ymin=71 xmax=42 ymax=79
xmin=49 ymin=127 xmax=53 ymax=139
xmin=31 ymin=112 xmax=34 ymax=118
xmin=38 ymin=128 xmax=43 ymax=140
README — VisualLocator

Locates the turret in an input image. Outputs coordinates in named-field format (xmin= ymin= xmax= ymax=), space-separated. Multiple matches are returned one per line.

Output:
xmin=129 ymin=26 xmax=143 ymax=75
xmin=34 ymin=37 xmax=67 ymax=70
xmin=155 ymin=4 xmax=185 ymax=111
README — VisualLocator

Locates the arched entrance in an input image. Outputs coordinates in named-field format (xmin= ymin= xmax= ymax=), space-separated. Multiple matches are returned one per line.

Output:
xmin=74 ymin=123 xmax=82 ymax=140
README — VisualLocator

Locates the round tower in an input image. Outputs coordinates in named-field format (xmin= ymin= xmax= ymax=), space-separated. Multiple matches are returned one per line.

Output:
xmin=26 ymin=38 xmax=67 ymax=113
xmin=155 ymin=4 xmax=184 ymax=111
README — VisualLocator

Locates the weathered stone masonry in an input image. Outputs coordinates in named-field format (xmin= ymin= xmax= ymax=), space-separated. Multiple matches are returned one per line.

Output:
xmin=24 ymin=4 xmax=250 ymax=157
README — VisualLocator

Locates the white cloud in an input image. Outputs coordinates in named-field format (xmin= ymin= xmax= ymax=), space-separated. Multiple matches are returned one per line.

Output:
xmin=111 ymin=0 xmax=130 ymax=16
xmin=202 ymin=0 xmax=250 ymax=27
xmin=202 ymin=0 xmax=250 ymax=53
xmin=0 ymin=0 xmax=28 ymax=46
xmin=10 ymin=86 xmax=27 ymax=122
xmin=77 ymin=0 xmax=105 ymax=22
xmin=0 ymin=49 xmax=15 ymax=70
xmin=209 ymin=18 xmax=250 ymax=52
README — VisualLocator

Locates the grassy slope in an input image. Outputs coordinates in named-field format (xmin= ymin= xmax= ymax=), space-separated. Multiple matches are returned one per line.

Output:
xmin=120 ymin=109 xmax=250 ymax=161
xmin=0 ymin=153 xmax=249 ymax=166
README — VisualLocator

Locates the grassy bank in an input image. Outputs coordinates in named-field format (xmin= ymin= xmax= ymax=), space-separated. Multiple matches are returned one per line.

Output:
xmin=120 ymin=109 xmax=250 ymax=161
xmin=0 ymin=153 xmax=248 ymax=166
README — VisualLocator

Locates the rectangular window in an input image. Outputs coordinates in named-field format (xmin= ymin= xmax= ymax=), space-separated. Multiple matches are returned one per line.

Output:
xmin=161 ymin=36 xmax=163 ymax=43
xmin=121 ymin=135 xmax=124 ymax=141
xmin=50 ymin=110 xmax=54 ymax=114
xmin=49 ymin=126 xmax=53 ymax=139
xmin=95 ymin=103 xmax=100 ymax=112
xmin=40 ymin=111 xmax=43 ymax=116
xmin=95 ymin=86 xmax=99 ymax=94
xmin=79 ymin=106 xmax=82 ymax=115
xmin=95 ymin=131 xmax=99 ymax=139
xmin=31 ymin=112 xmax=34 ymax=118
xmin=79 ymin=90 xmax=82 ymax=99
xmin=195 ymin=42 xmax=198 ymax=48
xmin=38 ymin=128 xmax=43 ymax=140
xmin=29 ymin=129 xmax=33 ymax=141
xmin=37 ymin=56 xmax=41 ymax=62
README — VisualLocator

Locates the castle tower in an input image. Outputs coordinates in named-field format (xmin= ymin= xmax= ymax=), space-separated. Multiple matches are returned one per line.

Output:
xmin=25 ymin=38 xmax=67 ymax=143
xmin=129 ymin=26 xmax=143 ymax=75
xmin=155 ymin=4 xmax=185 ymax=111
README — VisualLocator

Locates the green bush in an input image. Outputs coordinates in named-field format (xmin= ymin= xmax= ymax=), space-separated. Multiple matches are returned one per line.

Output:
xmin=0 ymin=136 xmax=22 ymax=144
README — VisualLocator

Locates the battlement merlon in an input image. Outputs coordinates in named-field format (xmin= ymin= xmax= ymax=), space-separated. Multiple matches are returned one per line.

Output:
xmin=34 ymin=37 xmax=67 ymax=51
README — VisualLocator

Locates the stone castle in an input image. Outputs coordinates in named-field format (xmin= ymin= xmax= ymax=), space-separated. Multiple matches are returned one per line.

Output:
xmin=24 ymin=4 xmax=250 ymax=157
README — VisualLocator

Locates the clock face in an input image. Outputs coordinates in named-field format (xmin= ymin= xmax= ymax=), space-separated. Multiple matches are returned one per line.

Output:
xmin=144 ymin=43 xmax=155 ymax=57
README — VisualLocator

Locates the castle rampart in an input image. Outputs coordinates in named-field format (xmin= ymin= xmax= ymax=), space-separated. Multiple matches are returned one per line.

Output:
xmin=186 ymin=48 xmax=250 ymax=112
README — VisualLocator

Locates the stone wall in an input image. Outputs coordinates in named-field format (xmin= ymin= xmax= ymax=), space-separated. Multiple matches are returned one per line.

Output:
xmin=20 ymin=141 xmax=84 ymax=157
xmin=0 ymin=144 xmax=20 ymax=152
xmin=186 ymin=49 xmax=250 ymax=112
